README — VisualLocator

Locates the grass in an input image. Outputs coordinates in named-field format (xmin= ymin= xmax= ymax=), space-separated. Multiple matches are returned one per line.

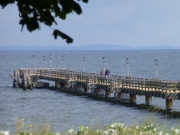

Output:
xmin=15 ymin=118 xmax=53 ymax=135
xmin=1 ymin=118 xmax=180 ymax=135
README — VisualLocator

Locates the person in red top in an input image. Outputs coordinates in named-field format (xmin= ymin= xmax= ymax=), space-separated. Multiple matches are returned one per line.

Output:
xmin=100 ymin=69 xmax=104 ymax=76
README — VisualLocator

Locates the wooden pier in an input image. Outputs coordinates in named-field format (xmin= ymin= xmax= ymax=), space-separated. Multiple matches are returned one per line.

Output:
xmin=11 ymin=68 xmax=180 ymax=110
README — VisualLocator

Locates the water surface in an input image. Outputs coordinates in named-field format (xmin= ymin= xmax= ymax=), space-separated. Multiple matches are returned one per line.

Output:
xmin=0 ymin=50 xmax=180 ymax=132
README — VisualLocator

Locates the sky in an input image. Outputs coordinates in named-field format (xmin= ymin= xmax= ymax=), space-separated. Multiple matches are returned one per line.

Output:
xmin=1 ymin=0 xmax=180 ymax=49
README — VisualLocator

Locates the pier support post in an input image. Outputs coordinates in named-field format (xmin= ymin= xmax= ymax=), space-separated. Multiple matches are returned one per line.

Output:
xmin=119 ymin=93 xmax=124 ymax=100
xmin=21 ymin=71 xmax=32 ymax=90
xmin=55 ymin=81 xmax=61 ymax=88
xmin=130 ymin=94 xmax=136 ymax=104
xmin=23 ymin=73 xmax=27 ymax=90
xmin=13 ymin=80 xmax=18 ymax=88
xmin=105 ymin=89 xmax=109 ymax=98
xmin=145 ymin=96 xmax=152 ymax=105
xmin=27 ymin=74 xmax=32 ymax=90
xmin=86 ymin=83 xmax=91 ymax=93
xmin=84 ymin=84 xmax=88 ymax=93
xmin=64 ymin=80 xmax=71 ymax=89
xmin=13 ymin=70 xmax=18 ymax=88
xmin=166 ymin=99 xmax=173 ymax=110
xmin=17 ymin=70 xmax=21 ymax=87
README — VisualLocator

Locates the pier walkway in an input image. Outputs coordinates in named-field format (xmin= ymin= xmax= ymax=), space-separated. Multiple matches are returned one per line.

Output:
xmin=12 ymin=68 xmax=180 ymax=110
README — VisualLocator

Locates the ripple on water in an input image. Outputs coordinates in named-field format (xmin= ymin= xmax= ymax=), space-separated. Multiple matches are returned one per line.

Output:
xmin=1 ymin=50 xmax=180 ymax=132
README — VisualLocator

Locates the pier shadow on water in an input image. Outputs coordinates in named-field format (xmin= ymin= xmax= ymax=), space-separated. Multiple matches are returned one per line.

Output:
xmin=48 ymin=86 xmax=180 ymax=119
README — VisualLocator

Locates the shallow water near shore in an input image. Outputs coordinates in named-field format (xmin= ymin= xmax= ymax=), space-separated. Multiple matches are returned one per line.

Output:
xmin=1 ymin=50 xmax=180 ymax=132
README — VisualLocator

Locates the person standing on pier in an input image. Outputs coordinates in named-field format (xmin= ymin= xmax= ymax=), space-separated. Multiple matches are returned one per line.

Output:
xmin=100 ymin=69 xmax=104 ymax=76
xmin=105 ymin=68 xmax=110 ymax=77
xmin=105 ymin=68 xmax=110 ymax=83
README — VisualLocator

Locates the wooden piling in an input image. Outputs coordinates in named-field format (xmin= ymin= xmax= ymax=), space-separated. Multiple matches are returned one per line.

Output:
xmin=17 ymin=70 xmax=21 ymax=87
xmin=55 ymin=81 xmax=61 ymax=88
xmin=13 ymin=70 xmax=18 ymax=88
xmin=119 ymin=93 xmax=124 ymax=100
xmin=130 ymin=94 xmax=136 ymax=104
xmin=23 ymin=73 xmax=27 ymax=90
xmin=86 ymin=83 xmax=92 ymax=93
xmin=166 ymin=99 xmax=173 ymax=110
xmin=65 ymin=80 xmax=71 ymax=89
xmin=27 ymin=74 xmax=32 ymax=90
xmin=145 ymin=96 xmax=152 ymax=105
xmin=21 ymin=71 xmax=32 ymax=90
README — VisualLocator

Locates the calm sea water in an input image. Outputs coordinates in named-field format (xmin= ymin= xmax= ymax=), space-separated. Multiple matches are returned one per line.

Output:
xmin=0 ymin=50 xmax=180 ymax=132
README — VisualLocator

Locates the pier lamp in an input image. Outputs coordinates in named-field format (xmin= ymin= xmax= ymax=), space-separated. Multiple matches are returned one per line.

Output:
xmin=155 ymin=58 xmax=158 ymax=80
xmin=62 ymin=55 xmax=65 ymax=69
xmin=43 ymin=56 xmax=46 ymax=68
xmin=83 ymin=56 xmax=86 ymax=72
xmin=57 ymin=60 xmax=60 ymax=69
xmin=49 ymin=54 xmax=52 ymax=69
xmin=102 ymin=57 xmax=105 ymax=74
xmin=33 ymin=54 xmax=36 ymax=68
xmin=126 ymin=57 xmax=129 ymax=76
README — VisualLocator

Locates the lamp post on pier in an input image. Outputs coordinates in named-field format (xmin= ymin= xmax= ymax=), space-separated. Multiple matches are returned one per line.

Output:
xmin=155 ymin=58 xmax=158 ymax=80
xmin=62 ymin=55 xmax=65 ymax=69
xmin=57 ymin=60 xmax=60 ymax=69
xmin=43 ymin=56 xmax=46 ymax=68
xmin=83 ymin=56 xmax=86 ymax=72
xmin=126 ymin=57 xmax=129 ymax=76
xmin=102 ymin=57 xmax=105 ymax=74
xmin=33 ymin=54 xmax=36 ymax=68
xmin=49 ymin=54 xmax=52 ymax=69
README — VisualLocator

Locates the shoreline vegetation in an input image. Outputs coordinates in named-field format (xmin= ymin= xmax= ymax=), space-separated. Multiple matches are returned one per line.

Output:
xmin=1 ymin=119 xmax=180 ymax=135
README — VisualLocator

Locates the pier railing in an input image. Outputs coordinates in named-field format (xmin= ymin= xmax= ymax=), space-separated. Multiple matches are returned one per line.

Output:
xmin=12 ymin=68 xmax=180 ymax=110
xmin=19 ymin=68 xmax=180 ymax=93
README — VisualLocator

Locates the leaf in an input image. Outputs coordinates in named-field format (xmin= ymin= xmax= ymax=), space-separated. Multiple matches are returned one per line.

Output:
xmin=52 ymin=29 xmax=73 ymax=44
xmin=1 ymin=0 xmax=88 ymax=43
xmin=0 ymin=0 xmax=15 ymax=8
xmin=72 ymin=1 xmax=82 ymax=15
xmin=59 ymin=11 xmax=67 ymax=20
xmin=82 ymin=0 xmax=88 ymax=3
xmin=20 ymin=16 xmax=39 ymax=32
xmin=40 ymin=11 xmax=55 ymax=26
xmin=26 ymin=17 xmax=39 ymax=32
xmin=77 ymin=0 xmax=88 ymax=3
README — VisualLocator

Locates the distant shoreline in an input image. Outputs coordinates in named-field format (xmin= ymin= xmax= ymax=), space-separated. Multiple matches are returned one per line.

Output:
xmin=0 ymin=44 xmax=178 ymax=51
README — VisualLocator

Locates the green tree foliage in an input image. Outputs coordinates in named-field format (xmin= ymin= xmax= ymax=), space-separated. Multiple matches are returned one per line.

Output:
xmin=0 ymin=0 xmax=88 ymax=43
